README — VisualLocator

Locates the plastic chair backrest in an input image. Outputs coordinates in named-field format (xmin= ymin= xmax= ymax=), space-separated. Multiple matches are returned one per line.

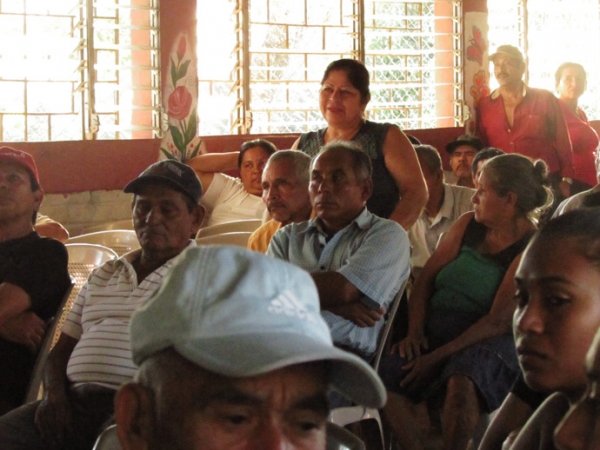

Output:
xmin=197 ymin=219 xmax=263 ymax=238
xmin=93 ymin=424 xmax=121 ymax=450
xmin=195 ymin=231 xmax=252 ymax=248
xmin=82 ymin=219 xmax=134 ymax=234
xmin=67 ymin=230 xmax=140 ymax=257
xmin=23 ymin=281 xmax=74 ymax=403
xmin=371 ymin=276 xmax=409 ymax=371
xmin=326 ymin=422 xmax=366 ymax=450
xmin=327 ymin=276 xmax=410 ymax=450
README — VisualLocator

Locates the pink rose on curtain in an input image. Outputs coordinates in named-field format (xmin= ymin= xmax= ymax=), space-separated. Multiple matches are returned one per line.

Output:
xmin=168 ymin=86 xmax=192 ymax=121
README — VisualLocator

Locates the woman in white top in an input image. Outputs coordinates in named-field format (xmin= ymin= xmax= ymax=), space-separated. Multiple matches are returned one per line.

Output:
xmin=187 ymin=139 xmax=276 ymax=227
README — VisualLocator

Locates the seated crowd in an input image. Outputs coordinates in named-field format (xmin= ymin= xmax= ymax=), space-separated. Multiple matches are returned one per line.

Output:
xmin=1 ymin=52 xmax=599 ymax=450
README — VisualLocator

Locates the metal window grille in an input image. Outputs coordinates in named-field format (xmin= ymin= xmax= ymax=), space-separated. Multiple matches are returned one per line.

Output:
xmin=0 ymin=0 xmax=161 ymax=142
xmin=197 ymin=0 xmax=462 ymax=135
xmin=363 ymin=0 xmax=462 ymax=129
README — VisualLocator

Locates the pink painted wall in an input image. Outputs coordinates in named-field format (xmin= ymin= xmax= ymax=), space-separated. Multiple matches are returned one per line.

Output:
xmin=464 ymin=0 xmax=486 ymax=13
xmin=1 ymin=140 xmax=160 ymax=194
xmin=0 ymin=126 xmax=470 ymax=194
xmin=8 ymin=119 xmax=597 ymax=194
xmin=1 ymin=0 xmax=596 ymax=195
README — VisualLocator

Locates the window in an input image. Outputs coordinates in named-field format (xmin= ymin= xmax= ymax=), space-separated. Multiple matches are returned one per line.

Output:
xmin=0 ymin=0 xmax=161 ymax=142
xmin=487 ymin=0 xmax=600 ymax=119
xmin=197 ymin=0 xmax=462 ymax=135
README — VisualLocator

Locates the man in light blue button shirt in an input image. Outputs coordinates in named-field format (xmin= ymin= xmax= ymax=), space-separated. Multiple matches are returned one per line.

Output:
xmin=268 ymin=141 xmax=411 ymax=359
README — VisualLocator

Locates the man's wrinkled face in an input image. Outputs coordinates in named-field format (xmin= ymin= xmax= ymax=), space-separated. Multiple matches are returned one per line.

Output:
xmin=262 ymin=159 xmax=311 ymax=226
xmin=493 ymin=54 xmax=525 ymax=87
xmin=147 ymin=362 xmax=329 ymax=450
xmin=450 ymin=145 xmax=478 ymax=180
xmin=132 ymin=184 xmax=202 ymax=259
xmin=309 ymin=148 xmax=371 ymax=232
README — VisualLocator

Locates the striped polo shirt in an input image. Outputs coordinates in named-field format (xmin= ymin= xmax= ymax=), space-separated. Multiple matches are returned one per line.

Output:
xmin=63 ymin=242 xmax=195 ymax=389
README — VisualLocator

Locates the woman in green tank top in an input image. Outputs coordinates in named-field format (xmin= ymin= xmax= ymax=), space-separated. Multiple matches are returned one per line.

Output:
xmin=380 ymin=154 xmax=554 ymax=450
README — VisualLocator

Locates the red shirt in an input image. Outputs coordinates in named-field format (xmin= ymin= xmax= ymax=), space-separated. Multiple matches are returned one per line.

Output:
xmin=476 ymin=86 xmax=574 ymax=177
xmin=560 ymin=100 xmax=599 ymax=186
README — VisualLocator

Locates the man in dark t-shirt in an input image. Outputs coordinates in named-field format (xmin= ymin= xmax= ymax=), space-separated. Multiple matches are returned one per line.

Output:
xmin=0 ymin=147 xmax=70 ymax=414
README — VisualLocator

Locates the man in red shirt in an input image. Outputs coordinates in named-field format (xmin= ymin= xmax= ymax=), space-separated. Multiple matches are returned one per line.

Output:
xmin=476 ymin=45 xmax=574 ymax=196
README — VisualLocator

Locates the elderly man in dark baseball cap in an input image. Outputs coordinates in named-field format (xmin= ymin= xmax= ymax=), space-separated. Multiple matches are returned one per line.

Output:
xmin=0 ymin=160 xmax=204 ymax=450
xmin=113 ymin=245 xmax=386 ymax=450
xmin=445 ymin=134 xmax=484 ymax=188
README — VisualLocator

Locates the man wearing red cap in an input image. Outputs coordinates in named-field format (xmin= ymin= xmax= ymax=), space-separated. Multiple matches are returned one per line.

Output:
xmin=476 ymin=45 xmax=574 ymax=197
xmin=0 ymin=147 xmax=71 ymax=415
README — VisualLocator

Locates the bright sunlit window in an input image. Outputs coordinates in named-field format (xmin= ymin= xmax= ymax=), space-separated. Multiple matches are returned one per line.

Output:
xmin=487 ymin=0 xmax=600 ymax=119
xmin=197 ymin=0 xmax=462 ymax=135
xmin=0 ymin=0 xmax=161 ymax=142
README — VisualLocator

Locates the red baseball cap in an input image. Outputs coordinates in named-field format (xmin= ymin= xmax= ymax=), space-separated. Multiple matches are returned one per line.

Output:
xmin=0 ymin=147 xmax=40 ymax=185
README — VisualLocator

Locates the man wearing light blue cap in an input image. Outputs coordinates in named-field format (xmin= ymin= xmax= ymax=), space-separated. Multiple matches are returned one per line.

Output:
xmin=113 ymin=245 xmax=386 ymax=450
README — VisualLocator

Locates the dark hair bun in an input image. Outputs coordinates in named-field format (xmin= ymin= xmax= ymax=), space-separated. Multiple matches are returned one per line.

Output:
xmin=532 ymin=159 xmax=550 ymax=186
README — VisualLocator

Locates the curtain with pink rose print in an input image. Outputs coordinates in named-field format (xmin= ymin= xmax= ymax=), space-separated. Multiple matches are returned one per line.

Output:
xmin=160 ymin=33 xmax=203 ymax=162
xmin=464 ymin=12 xmax=491 ymax=135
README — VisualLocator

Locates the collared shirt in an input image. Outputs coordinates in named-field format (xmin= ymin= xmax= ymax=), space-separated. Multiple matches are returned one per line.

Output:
xmin=552 ymin=184 xmax=600 ymax=218
xmin=408 ymin=184 xmax=475 ymax=271
xmin=267 ymin=208 xmax=410 ymax=357
xmin=247 ymin=219 xmax=282 ymax=253
xmin=63 ymin=241 xmax=196 ymax=389
xmin=476 ymin=85 xmax=574 ymax=177
xmin=559 ymin=100 xmax=599 ymax=186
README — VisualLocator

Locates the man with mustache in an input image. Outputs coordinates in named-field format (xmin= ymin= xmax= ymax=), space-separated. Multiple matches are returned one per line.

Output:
xmin=248 ymin=150 xmax=313 ymax=253
xmin=0 ymin=160 xmax=204 ymax=450
xmin=445 ymin=134 xmax=484 ymax=188
xmin=476 ymin=45 xmax=574 ymax=198
xmin=267 ymin=142 xmax=410 ymax=361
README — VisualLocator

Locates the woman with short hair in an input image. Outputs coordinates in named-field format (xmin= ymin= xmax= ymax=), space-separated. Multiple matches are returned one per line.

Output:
xmin=555 ymin=62 xmax=599 ymax=192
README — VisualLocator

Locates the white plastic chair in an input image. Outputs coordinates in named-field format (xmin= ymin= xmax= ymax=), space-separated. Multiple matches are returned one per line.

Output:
xmin=328 ymin=277 xmax=410 ymax=450
xmin=24 ymin=282 xmax=73 ymax=403
xmin=196 ymin=219 xmax=263 ymax=238
xmin=82 ymin=219 xmax=134 ymax=234
xmin=195 ymin=231 xmax=252 ymax=248
xmin=25 ymin=244 xmax=118 ymax=402
xmin=93 ymin=425 xmax=120 ymax=450
xmin=67 ymin=230 xmax=140 ymax=257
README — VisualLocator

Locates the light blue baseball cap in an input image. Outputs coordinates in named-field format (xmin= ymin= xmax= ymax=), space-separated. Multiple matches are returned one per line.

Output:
xmin=130 ymin=245 xmax=386 ymax=409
